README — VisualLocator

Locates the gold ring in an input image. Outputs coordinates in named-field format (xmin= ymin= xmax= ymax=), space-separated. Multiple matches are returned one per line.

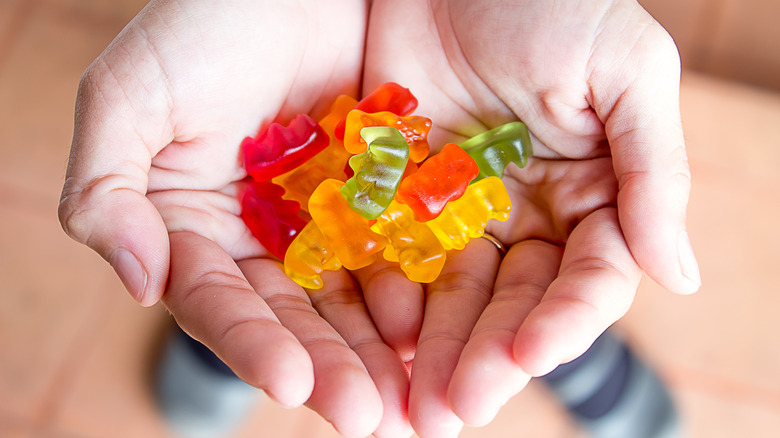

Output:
xmin=480 ymin=233 xmax=507 ymax=257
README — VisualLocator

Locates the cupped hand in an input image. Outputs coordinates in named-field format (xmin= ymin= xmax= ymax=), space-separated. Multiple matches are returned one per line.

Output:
xmin=363 ymin=0 xmax=701 ymax=435
xmin=57 ymin=1 xmax=417 ymax=436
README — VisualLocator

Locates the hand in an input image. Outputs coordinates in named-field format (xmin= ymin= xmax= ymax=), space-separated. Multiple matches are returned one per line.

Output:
xmin=58 ymin=1 xmax=414 ymax=436
xmin=363 ymin=0 xmax=701 ymax=435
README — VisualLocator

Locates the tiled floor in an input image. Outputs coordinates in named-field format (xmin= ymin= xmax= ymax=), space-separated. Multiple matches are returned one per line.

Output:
xmin=639 ymin=0 xmax=780 ymax=91
xmin=1 ymin=1 xmax=779 ymax=438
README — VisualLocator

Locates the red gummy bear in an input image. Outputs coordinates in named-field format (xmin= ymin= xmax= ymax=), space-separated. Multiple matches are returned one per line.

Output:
xmin=242 ymin=113 xmax=329 ymax=181
xmin=395 ymin=143 xmax=479 ymax=222
xmin=335 ymin=82 xmax=418 ymax=140
xmin=241 ymin=181 xmax=308 ymax=260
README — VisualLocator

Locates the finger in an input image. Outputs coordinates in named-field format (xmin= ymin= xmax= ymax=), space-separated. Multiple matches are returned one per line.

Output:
xmin=308 ymin=270 xmax=414 ymax=438
xmin=163 ymin=231 xmax=313 ymax=407
xmin=513 ymin=208 xmax=643 ymax=377
xmin=58 ymin=61 xmax=173 ymax=306
xmin=146 ymin=185 xmax=266 ymax=261
xmin=447 ymin=240 xmax=563 ymax=426
xmin=352 ymin=260 xmax=425 ymax=362
xmin=589 ymin=18 xmax=700 ymax=294
xmin=240 ymin=264 xmax=383 ymax=438
xmin=409 ymin=238 xmax=501 ymax=438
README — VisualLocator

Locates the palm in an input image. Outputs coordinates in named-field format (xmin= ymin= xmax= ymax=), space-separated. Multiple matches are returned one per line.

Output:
xmin=360 ymin=0 xmax=680 ymax=434
xmin=60 ymin=1 xmax=416 ymax=436
xmin=364 ymin=0 xmax=651 ymax=241
xmin=111 ymin=1 xmax=366 ymax=258
xmin=62 ymin=0 xmax=694 ymax=436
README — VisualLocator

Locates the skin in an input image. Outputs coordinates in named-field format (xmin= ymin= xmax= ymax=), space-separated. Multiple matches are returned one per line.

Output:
xmin=58 ymin=0 xmax=700 ymax=437
xmin=361 ymin=1 xmax=700 ymax=436
xmin=59 ymin=1 xmax=396 ymax=437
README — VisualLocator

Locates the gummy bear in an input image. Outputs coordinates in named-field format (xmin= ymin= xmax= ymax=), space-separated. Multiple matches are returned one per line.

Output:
xmin=335 ymin=82 xmax=418 ymax=140
xmin=240 ymin=181 xmax=308 ymax=260
xmin=320 ymin=95 xmax=359 ymax=143
xmin=242 ymin=113 xmax=329 ymax=181
xmin=370 ymin=201 xmax=446 ymax=283
xmin=425 ymin=177 xmax=512 ymax=250
xmin=309 ymin=179 xmax=387 ymax=270
xmin=395 ymin=143 xmax=479 ymax=222
xmin=272 ymin=96 xmax=356 ymax=210
xmin=341 ymin=127 xmax=409 ymax=220
xmin=458 ymin=121 xmax=533 ymax=180
xmin=284 ymin=220 xmax=342 ymax=289
xmin=342 ymin=110 xmax=432 ymax=163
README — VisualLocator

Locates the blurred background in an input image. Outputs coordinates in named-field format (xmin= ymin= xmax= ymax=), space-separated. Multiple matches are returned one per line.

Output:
xmin=1 ymin=0 xmax=778 ymax=437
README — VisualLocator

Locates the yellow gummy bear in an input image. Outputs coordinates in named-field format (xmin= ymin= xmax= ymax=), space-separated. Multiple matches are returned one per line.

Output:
xmin=309 ymin=179 xmax=387 ymax=270
xmin=283 ymin=221 xmax=342 ymax=289
xmin=425 ymin=177 xmax=512 ymax=250
xmin=371 ymin=201 xmax=446 ymax=283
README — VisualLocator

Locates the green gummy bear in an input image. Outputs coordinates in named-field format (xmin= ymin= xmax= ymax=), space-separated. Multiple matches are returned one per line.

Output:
xmin=341 ymin=127 xmax=409 ymax=219
xmin=459 ymin=121 xmax=533 ymax=181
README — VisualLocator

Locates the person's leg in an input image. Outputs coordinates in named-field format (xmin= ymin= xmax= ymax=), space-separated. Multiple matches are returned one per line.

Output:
xmin=541 ymin=332 xmax=681 ymax=438
xmin=156 ymin=328 xmax=262 ymax=438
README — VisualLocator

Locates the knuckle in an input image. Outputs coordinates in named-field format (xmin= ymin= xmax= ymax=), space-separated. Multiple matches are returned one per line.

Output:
xmin=418 ymin=330 xmax=468 ymax=350
xmin=653 ymin=26 xmax=682 ymax=73
xmin=668 ymin=143 xmax=692 ymax=184
xmin=58 ymin=178 xmax=93 ymax=243
xmin=429 ymin=271 xmax=493 ymax=301
xmin=173 ymin=270 xmax=252 ymax=316
xmin=308 ymin=285 xmax=364 ymax=309
xmin=617 ymin=142 xmax=691 ymax=194
xmin=76 ymin=59 xmax=112 ymax=107
xmin=57 ymin=174 xmax=147 ymax=246
xmin=190 ymin=270 xmax=250 ymax=295
xmin=264 ymin=293 xmax=315 ymax=314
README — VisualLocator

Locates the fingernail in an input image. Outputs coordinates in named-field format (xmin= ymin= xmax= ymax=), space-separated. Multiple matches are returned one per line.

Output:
xmin=678 ymin=231 xmax=701 ymax=293
xmin=110 ymin=248 xmax=148 ymax=303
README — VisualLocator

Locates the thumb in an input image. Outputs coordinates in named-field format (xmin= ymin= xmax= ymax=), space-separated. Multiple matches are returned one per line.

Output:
xmin=58 ymin=62 xmax=171 ymax=306
xmin=591 ymin=23 xmax=701 ymax=295
xmin=59 ymin=178 xmax=170 ymax=306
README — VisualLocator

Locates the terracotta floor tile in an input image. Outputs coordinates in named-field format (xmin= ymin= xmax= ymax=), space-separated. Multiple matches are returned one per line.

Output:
xmin=638 ymin=0 xmax=712 ymax=73
xmin=0 ymin=426 xmax=34 ymax=438
xmin=0 ymin=205 xmax=116 ymax=423
xmin=675 ymin=389 xmax=780 ymax=438
xmin=0 ymin=0 xmax=29 ymax=64
xmin=459 ymin=382 xmax=584 ymax=438
xmin=702 ymin=0 xmax=780 ymax=91
xmin=0 ymin=2 xmax=136 ymax=425
xmin=680 ymin=72 xmax=780 ymax=182
xmin=0 ymin=414 xmax=35 ymax=438
xmin=0 ymin=2 xmax=130 ymax=211
xmin=235 ymin=401 xmax=345 ymax=438
xmin=37 ymin=0 xmax=148 ymax=24
xmin=42 ymin=291 xmax=175 ymax=438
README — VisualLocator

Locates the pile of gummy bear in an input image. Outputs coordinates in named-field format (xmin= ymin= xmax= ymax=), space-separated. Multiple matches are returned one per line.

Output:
xmin=239 ymin=83 xmax=532 ymax=289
